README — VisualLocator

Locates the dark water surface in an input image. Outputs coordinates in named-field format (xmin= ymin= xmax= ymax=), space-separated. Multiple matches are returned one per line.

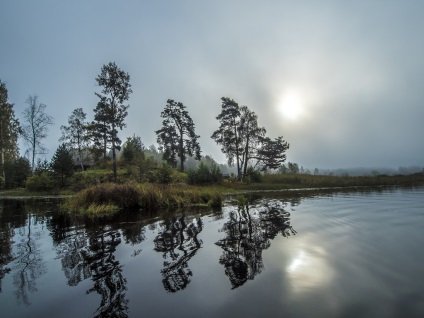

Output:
xmin=1 ymin=188 xmax=423 ymax=318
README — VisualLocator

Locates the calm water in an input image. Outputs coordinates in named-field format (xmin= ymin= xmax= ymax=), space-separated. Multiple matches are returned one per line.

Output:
xmin=1 ymin=188 xmax=424 ymax=318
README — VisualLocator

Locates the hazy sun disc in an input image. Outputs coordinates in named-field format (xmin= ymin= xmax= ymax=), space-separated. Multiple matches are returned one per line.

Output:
xmin=278 ymin=91 xmax=304 ymax=120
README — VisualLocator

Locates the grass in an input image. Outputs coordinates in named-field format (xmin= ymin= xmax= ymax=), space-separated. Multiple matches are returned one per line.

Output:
xmin=216 ymin=172 xmax=424 ymax=192
xmin=61 ymin=182 xmax=222 ymax=216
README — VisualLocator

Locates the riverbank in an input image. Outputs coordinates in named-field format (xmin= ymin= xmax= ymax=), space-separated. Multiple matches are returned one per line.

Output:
xmin=1 ymin=173 xmax=423 ymax=215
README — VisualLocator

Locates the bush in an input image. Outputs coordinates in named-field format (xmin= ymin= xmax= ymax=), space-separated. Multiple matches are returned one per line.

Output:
xmin=26 ymin=172 xmax=54 ymax=192
xmin=245 ymin=166 xmax=262 ymax=183
xmin=148 ymin=163 xmax=173 ymax=184
xmin=70 ymin=170 xmax=115 ymax=190
xmin=187 ymin=162 xmax=223 ymax=185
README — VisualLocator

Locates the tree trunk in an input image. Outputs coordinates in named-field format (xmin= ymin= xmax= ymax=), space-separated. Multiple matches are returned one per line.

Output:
xmin=1 ymin=148 xmax=5 ymax=183
xmin=234 ymin=125 xmax=241 ymax=180
xmin=112 ymin=130 xmax=117 ymax=183
xmin=179 ymin=133 xmax=184 ymax=172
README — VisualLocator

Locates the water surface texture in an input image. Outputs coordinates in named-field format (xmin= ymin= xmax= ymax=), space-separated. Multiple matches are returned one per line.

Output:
xmin=1 ymin=188 xmax=423 ymax=317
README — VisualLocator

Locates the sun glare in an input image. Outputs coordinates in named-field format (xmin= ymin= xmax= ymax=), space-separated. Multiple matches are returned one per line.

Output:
xmin=278 ymin=91 xmax=304 ymax=120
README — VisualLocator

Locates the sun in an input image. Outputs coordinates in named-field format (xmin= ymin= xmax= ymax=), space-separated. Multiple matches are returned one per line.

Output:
xmin=278 ymin=90 xmax=304 ymax=120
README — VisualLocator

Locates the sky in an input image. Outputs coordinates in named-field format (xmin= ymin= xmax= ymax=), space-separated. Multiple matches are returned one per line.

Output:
xmin=1 ymin=0 xmax=423 ymax=170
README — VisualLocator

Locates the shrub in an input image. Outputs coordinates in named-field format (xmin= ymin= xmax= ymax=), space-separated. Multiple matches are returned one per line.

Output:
xmin=148 ymin=163 xmax=173 ymax=184
xmin=26 ymin=172 xmax=54 ymax=191
xmin=187 ymin=162 xmax=223 ymax=185
xmin=245 ymin=166 xmax=262 ymax=183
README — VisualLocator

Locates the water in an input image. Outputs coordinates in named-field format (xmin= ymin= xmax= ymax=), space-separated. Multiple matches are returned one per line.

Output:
xmin=1 ymin=188 xmax=423 ymax=318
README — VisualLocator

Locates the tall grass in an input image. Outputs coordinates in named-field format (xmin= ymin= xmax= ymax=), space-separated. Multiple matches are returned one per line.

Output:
xmin=217 ymin=173 xmax=424 ymax=191
xmin=62 ymin=182 xmax=222 ymax=216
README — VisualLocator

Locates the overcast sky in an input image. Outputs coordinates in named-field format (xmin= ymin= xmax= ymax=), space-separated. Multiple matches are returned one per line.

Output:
xmin=1 ymin=0 xmax=423 ymax=169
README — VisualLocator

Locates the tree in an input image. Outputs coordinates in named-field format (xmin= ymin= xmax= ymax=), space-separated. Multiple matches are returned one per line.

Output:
xmin=94 ymin=62 xmax=132 ymax=182
xmin=122 ymin=135 xmax=144 ymax=163
xmin=51 ymin=143 xmax=74 ymax=187
xmin=156 ymin=125 xmax=179 ymax=168
xmin=60 ymin=108 xmax=89 ymax=169
xmin=287 ymin=162 xmax=299 ymax=174
xmin=238 ymin=106 xmax=266 ymax=176
xmin=3 ymin=157 xmax=31 ymax=189
xmin=0 ymin=80 xmax=21 ymax=183
xmin=156 ymin=99 xmax=201 ymax=172
xmin=89 ymin=98 xmax=110 ymax=162
xmin=122 ymin=135 xmax=146 ymax=182
xmin=211 ymin=97 xmax=242 ymax=178
xmin=21 ymin=95 xmax=53 ymax=172
xmin=255 ymin=136 xmax=289 ymax=171
xmin=212 ymin=97 xmax=289 ymax=179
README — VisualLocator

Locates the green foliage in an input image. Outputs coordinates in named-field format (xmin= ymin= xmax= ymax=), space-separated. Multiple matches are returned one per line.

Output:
xmin=3 ymin=157 xmax=31 ymax=189
xmin=26 ymin=172 xmax=54 ymax=192
xmin=287 ymin=162 xmax=299 ymax=174
xmin=256 ymin=136 xmax=289 ymax=171
xmin=156 ymin=99 xmax=201 ymax=172
xmin=244 ymin=166 xmax=262 ymax=183
xmin=70 ymin=169 xmax=115 ymax=190
xmin=122 ymin=135 xmax=144 ymax=163
xmin=34 ymin=159 xmax=51 ymax=175
xmin=156 ymin=163 xmax=172 ymax=184
xmin=63 ymin=182 xmax=223 ymax=215
xmin=0 ymin=80 xmax=21 ymax=182
xmin=211 ymin=97 xmax=241 ymax=176
xmin=60 ymin=108 xmax=89 ymax=168
xmin=187 ymin=162 xmax=223 ymax=185
xmin=212 ymin=97 xmax=289 ymax=179
xmin=94 ymin=62 xmax=132 ymax=182
xmin=51 ymin=143 xmax=74 ymax=187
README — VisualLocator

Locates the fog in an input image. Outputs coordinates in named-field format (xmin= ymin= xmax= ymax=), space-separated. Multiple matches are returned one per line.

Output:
xmin=1 ymin=0 xmax=423 ymax=170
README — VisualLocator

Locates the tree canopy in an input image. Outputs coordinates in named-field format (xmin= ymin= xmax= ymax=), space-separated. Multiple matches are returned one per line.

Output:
xmin=51 ymin=143 xmax=74 ymax=187
xmin=212 ymin=97 xmax=289 ymax=179
xmin=60 ymin=108 xmax=89 ymax=169
xmin=0 ymin=80 xmax=21 ymax=183
xmin=21 ymin=95 xmax=53 ymax=172
xmin=156 ymin=99 xmax=201 ymax=172
xmin=94 ymin=62 xmax=132 ymax=182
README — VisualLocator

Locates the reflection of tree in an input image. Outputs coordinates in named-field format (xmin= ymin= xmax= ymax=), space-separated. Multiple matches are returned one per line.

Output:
xmin=154 ymin=216 xmax=203 ymax=292
xmin=0 ymin=200 xmax=51 ymax=302
xmin=12 ymin=214 xmax=47 ymax=305
xmin=50 ymin=210 xmax=152 ymax=318
xmin=0 ymin=202 xmax=13 ymax=292
xmin=83 ymin=228 xmax=128 ymax=318
xmin=216 ymin=200 xmax=296 ymax=289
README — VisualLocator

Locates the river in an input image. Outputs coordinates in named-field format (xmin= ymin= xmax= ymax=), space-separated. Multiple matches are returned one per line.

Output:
xmin=1 ymin=187 xmax=423 ymax=317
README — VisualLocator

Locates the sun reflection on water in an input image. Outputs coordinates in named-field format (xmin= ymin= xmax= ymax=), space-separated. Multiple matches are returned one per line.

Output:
xmin=286 ymin=244 xmax=334 ymax=294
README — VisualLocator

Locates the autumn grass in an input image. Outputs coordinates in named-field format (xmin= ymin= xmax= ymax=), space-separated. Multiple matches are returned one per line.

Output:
xmin=218 ymin=172 xmax=424 ymax=192
xmin=62 ymin=182 xmax=222 ymax=216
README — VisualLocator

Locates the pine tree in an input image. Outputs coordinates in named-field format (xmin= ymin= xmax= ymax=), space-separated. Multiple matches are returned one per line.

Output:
xmin=156 ymin=99 xmax=201 ymax=172
xmin=94 ymin=62 xmax=132 ymax=182
xmin=51 ymin=144 xmax=74 ymax=187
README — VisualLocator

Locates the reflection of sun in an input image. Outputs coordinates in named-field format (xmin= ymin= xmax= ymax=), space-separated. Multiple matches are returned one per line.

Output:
xmin=286 ymin=247 xmax=333 ymax=294
xmin=278 ymin=90 xmax=304 ymax=120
